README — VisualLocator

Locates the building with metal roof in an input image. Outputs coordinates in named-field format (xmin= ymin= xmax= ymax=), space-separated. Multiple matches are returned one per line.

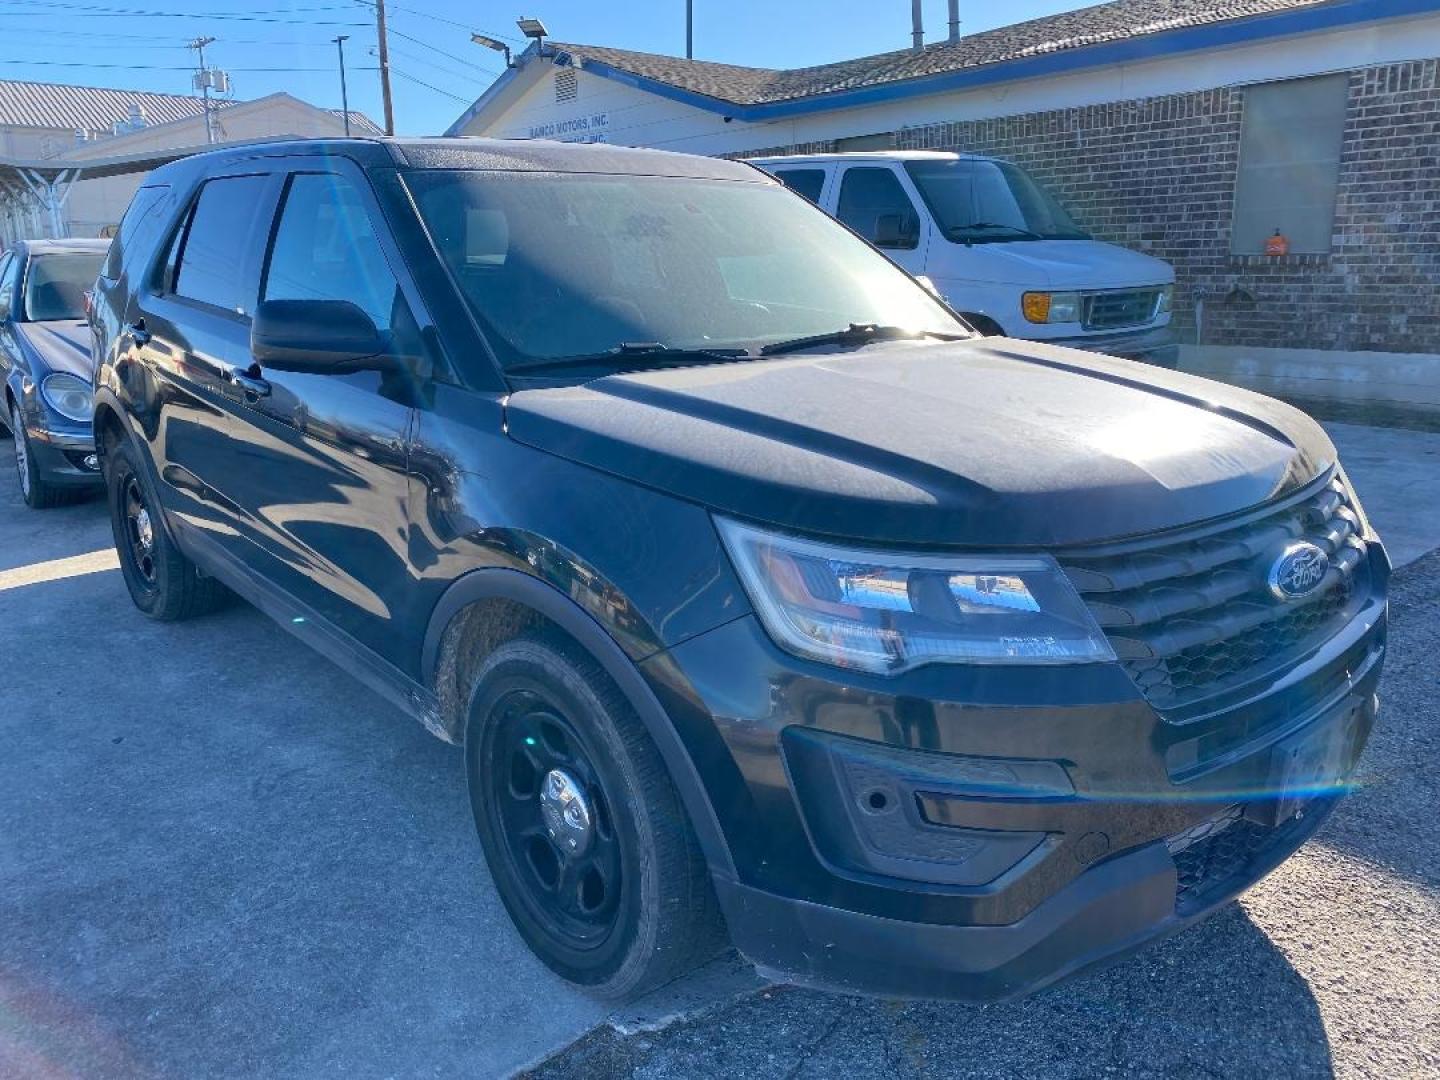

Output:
xmin=0 ymin=85 xmax=379 ymax=248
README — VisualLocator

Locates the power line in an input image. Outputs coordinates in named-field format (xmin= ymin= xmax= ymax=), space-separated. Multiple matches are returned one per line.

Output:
xmin=383 ymin=43 xmax=488 ymax=85
xmin=0 ymin=58 xmax=371 ymax=71
xmin=386 ymin=25 xmax=500 ymax=74
xmin=0 ymin=25 xmax=348 ymax=47
xmin=0 ymin=2 xmax=370 ymax=25
xmin=387 ymin=65 xmax=471 ymax=104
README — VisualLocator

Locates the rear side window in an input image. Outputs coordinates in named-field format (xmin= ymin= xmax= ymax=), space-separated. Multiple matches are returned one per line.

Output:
xmin=836 ymin=167 xmax=920 ymax=250
xmin=101 ymin=185 xmax=169 ymax=282
xmin=173 ymin=175 xmax=272 ymax=315
xmin=773 ymin=169 xmax=825 ymax=204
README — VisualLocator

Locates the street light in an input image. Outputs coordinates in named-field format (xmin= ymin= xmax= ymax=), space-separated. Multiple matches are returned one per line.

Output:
xmin=516 ymin=17 xmax=548 ymax=41
xmin=471 ymin=32 xmax=513 ymax=69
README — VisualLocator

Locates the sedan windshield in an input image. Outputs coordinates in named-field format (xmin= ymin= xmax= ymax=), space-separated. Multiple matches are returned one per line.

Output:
xmin=24 ymin=253 xmax=105 ymax=321
xmin=404 ymin=170 xmax=968 ymax=369
xmin=904 ymin=158 xmax=1090 ymax=243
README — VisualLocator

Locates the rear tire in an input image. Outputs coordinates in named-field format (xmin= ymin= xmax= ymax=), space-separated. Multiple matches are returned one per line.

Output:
xmin=9 ymin=402 xmax=80 ymax=509
xmin=106 ymin=438 xmax=229 ymax=620
xmin=465 ymin=634 xmax=724 ymax=1000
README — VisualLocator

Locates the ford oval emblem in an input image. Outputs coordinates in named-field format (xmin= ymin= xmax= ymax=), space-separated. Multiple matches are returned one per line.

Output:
xmin=1268 ymin=542 xmax=1330 ymax=601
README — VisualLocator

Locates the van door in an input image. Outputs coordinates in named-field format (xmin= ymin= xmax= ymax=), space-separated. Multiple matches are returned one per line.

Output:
xmin=833 ymin=164 xmax=928 ymax=277
xmin=217 ymin=163 xmax=422 ymax=665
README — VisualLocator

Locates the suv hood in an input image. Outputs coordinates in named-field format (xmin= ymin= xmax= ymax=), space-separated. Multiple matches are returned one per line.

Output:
xmin=505 ymin=339 xmax=1334 ymax=548
xmin=932 ymin=239 xmax=1172 ymax=290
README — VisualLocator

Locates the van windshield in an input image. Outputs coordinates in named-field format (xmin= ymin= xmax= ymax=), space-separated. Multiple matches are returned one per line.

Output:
xmin=404 ymin=170 xmax=967 ymax=369
xmin=904 ymin=159 xmax=1090 ymax=243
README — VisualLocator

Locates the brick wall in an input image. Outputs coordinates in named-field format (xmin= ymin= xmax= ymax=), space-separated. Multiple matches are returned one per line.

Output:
xmin=894 ymin=59 xmax=1440 ymax=354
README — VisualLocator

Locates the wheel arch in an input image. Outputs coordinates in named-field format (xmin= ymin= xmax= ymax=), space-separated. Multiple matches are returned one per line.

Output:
xmin=422 ymin=567 xmax=736 ymax=879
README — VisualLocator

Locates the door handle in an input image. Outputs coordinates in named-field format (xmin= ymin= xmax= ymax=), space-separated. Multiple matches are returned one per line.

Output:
xmin=230 ymin=366 xmax=271 ymax=399
xmin=125 ymin=319 xmax=150 ymax=345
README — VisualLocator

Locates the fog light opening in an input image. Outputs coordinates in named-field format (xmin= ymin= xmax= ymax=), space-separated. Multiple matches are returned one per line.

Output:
xmin=861 ymin=788 xmax=893 ymax=814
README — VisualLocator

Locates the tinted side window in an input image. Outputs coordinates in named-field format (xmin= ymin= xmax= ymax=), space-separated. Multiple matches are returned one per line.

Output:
xmin=774 ymin=169 xmax=825 ymax=204
xmin=101 ymin=185 xmax=169 ymax=282
xmin=836 ymin=167 xmax=920 ymax=249
xmin=262 ymin=172 xmax=415 ymax=344
xmin=174 ymin=175 xmax=272 ymax=314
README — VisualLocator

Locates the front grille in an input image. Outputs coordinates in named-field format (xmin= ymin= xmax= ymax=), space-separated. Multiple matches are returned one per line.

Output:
xmin=1169 ymin=800 xmax=1326 ymax=914
xmin=1083 ymin=288 xmax=1160 ymax=330
xmin=1060 ymin=475 xmax=1370 ymax=714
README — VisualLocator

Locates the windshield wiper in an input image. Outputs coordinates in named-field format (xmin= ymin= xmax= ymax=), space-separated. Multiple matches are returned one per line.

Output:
xmin=760 ymin=323 xmax=968 ymax=356
xmin=507 ymin=342 xmax=754 ymax=375
xmin=947 ymin=222 xmax=1041 ymax=240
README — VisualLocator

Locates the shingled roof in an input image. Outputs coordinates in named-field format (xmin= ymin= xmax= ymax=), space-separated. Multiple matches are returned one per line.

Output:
xmin=550 ymin=0 xmax=1331 ymax=107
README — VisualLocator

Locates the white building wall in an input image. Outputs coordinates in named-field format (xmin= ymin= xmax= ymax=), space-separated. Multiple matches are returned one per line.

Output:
xmin=461 ymin=12 xmax=1440 ymax=156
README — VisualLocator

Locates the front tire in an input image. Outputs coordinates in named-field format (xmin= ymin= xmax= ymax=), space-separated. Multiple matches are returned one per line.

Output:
xmin=465 ymin=634 xmax=724 ymax=1000
xmin=105 ymin=439 xmax=229 ymax=620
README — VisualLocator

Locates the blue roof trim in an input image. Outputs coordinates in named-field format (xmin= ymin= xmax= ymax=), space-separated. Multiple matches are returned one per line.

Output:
xmin=563 ymin=0 xmax=1433 ymax=124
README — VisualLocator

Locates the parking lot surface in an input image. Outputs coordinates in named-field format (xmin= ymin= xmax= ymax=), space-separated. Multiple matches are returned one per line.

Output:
xmin=1 ymin=420 xmax=1437 ymax=1079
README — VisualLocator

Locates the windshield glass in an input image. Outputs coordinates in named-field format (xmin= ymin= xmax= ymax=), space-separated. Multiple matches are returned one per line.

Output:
xmin=24 ymin=253 xmax=105 ymax=321
xmin=404 ymin=170 xmax=967 ymax=369
xmin=904 ymin=158 xmax=1090 ymax=242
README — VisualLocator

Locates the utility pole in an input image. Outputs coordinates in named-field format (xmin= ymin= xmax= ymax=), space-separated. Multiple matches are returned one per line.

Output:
xmin=189 ymin=36 xmax=217 ymax=144
xmin=686 ymin=0 xmax=693 ymax=59
xmin=333 ymin=34 xmax=351 ymax=136
xmin=373 ymin=0 xmax=395 ymax=135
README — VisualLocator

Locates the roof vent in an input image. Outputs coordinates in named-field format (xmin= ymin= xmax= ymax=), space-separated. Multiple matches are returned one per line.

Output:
xmin=555 ymin=68 xmax=578 ymax=104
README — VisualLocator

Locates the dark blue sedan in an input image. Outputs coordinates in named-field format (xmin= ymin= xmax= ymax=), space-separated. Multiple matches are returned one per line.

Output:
xmin=0 ymin=238 xmax=109 ymax=507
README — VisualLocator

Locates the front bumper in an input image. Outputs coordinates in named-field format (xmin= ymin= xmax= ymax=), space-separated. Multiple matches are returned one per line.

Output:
xmin=640 ymin=561 xmax=1386 ymax=1000
xmin=18 ymin=413 xmax=101 ymax=487
xmin=1048 ymin=323 xmax=1177 ymax=367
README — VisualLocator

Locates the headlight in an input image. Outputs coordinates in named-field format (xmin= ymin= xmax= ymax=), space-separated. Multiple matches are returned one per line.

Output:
xmin=716 ymin=518 xmax=1115 ymax=674
xmin=40 ymin=373 xmax=93 ymax=422
xmin=1021 ymin=291 xmax=1082 ymax=324
xmin=1156 ymin=284 xmax=1175 ymax=315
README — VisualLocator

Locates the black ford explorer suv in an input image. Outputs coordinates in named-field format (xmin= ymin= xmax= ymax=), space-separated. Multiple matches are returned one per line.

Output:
xmin=90 ymin=138 xmax=1388 ymax=1002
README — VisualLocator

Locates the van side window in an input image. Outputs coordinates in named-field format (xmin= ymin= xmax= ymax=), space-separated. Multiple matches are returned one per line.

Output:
xmin=836 ymin=167 xmax=920 ymax=250
xmin=173 ymin=175 xmax=273 ymax=315
xmin=101 ymin=185 xmax=170 ymax=283
xmin=774 ymin=169 xmax=825 ymax=205
xmin=262 ymin=172 xmax=421 ymax=354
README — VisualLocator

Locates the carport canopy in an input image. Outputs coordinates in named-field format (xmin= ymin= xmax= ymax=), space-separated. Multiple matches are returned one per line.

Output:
xmin=0 ymin=136 xmax=296 ymax=241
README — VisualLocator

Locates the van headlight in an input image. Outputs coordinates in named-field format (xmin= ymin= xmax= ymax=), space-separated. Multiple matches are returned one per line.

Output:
xmin=1021 ymin=291 xmax=1082 ymax=324
xmin=40 ymin=373 xmax=93 ymax=422
xmin=716 ymin=518 xmax=1115 ymax=674
xmin=1156 ymin=284 xmax=1175 ymax=315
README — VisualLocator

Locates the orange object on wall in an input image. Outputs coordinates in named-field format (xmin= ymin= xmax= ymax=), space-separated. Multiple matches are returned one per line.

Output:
xmin=1265 ymin=229 xmax=1290 ymax=256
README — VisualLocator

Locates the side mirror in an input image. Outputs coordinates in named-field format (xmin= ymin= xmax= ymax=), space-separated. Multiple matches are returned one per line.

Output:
xmin=250 ymin=299 xmax=392 ymax=374
xmin=874 ymin=213 xmax=918 ymax=249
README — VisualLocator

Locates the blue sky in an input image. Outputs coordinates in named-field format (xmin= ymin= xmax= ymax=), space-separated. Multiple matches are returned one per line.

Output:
xmin=0 ymin=1 xmax=1087 ymax=135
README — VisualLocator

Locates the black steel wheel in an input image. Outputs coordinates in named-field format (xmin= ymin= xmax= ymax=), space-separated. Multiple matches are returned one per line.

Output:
xmin=465 ymin=634 xmax=724 ymax=999
xmin=105 ymin=438 xmax=229 ymax=620
xmin=486 ymin=689 xmax=625 ymax=947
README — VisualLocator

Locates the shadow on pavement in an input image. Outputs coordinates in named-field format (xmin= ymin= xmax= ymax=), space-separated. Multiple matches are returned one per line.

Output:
xmin=527 ymin=903 xmax=1334 ymax=1079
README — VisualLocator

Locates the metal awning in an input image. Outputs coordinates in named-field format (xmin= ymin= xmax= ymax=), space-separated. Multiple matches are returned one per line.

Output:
xmin=0 ymin=136 xmax=297 ymax=241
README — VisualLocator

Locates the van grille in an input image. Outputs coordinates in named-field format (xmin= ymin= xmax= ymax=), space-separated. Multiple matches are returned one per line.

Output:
xmin=1059 ymin=476 xmax=1370 ymax=714
xmin=1083 ymin=288 xmax=1161 ymax=330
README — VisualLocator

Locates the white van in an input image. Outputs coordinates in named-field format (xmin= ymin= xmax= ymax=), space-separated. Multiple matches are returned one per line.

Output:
xmin=751 ymin=151 xmax=1177 ymax=366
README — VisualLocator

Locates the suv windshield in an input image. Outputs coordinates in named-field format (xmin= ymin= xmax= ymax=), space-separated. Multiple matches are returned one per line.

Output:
xmin=25 ymin=252 xmax=105 ymax=321
xmin=404 ymin=170 xmax=967 ymax=369
xmin=904 ymin=158 xmax=1090 ymax=243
